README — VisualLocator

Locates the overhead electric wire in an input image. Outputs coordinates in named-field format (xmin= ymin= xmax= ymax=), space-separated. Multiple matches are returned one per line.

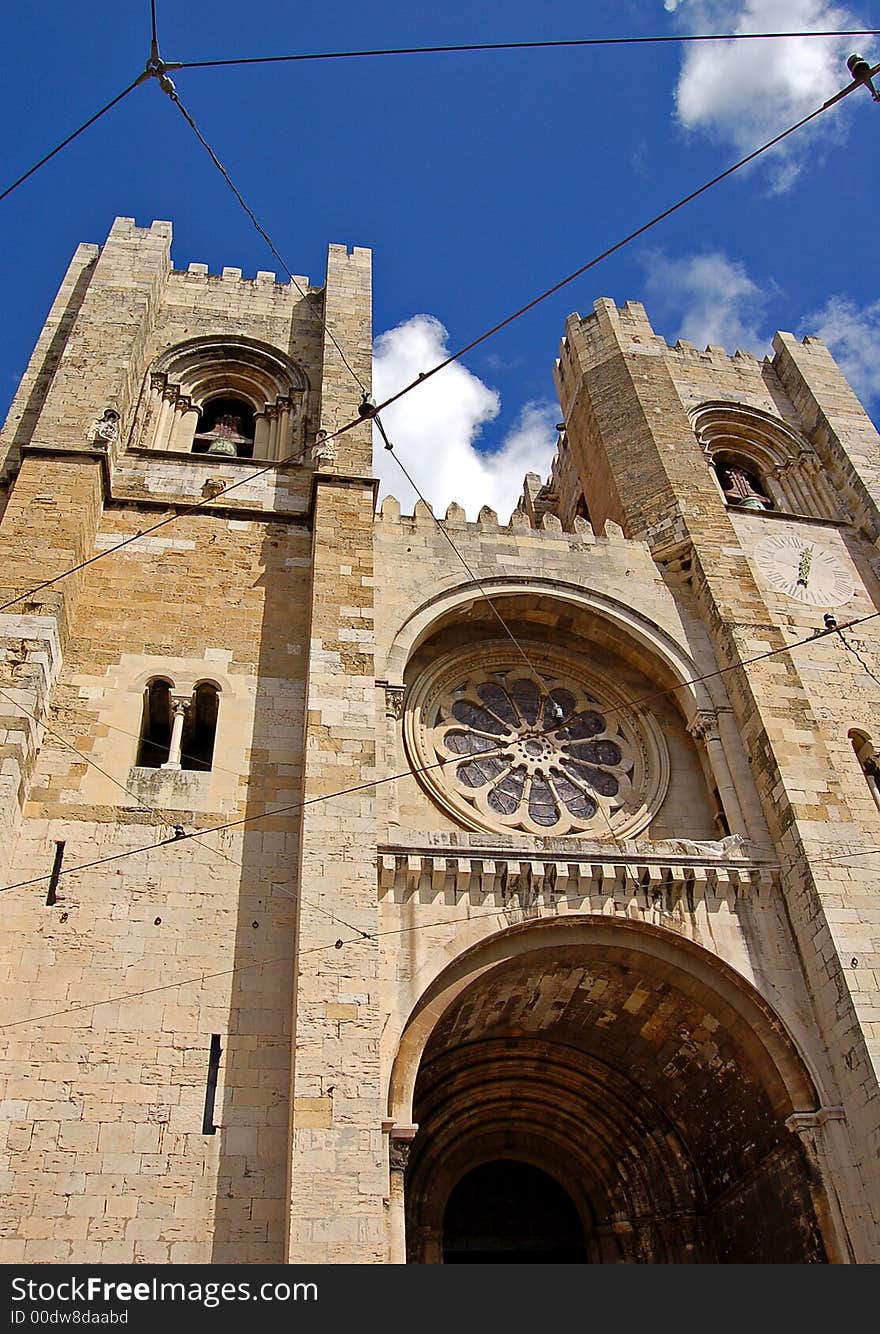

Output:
xmin=367 ymin=70 xmax=876 ymax=422
xmin=377 ymin=424 xmax=557 ymax=691
xmin=0 ymin=683 xmax=167 ymax=822
xmin=376 ymin=416 xmax=636 ymax=880
xmin=5 ymin=605 xmax=880 ymax=900
xmin=0 ymin=65 xmax=870 ymax=623
xmin=5 ymin=828 xmax=872 ymax=1033
xmin=0 ymin=443 xmax=309 ymax=616
xmin=162 ymin=79 xmax=558 ymax=707
xmin=0 ymin=65 xmax=876 ymax=920
xmin=0 ymin=33 xmax=874 ymax=1039
xmin=379 ymin=421 xmax=670 ymax=880
xmin=0 ymin=685 xmax=374 ymax=939
xmin=0 ymin=77 xmax=144 ymax=204
xmin=165 ymin=86 xmax=367 ymax=394
xmin=175 ymin=29 xmax=880 ymax=70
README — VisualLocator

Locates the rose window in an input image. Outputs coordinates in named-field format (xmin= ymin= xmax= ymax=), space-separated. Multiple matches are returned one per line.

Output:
xmin=405 ymin=646 xmax=667 ymax=839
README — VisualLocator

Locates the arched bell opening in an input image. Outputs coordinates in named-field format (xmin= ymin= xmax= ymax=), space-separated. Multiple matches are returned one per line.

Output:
xmin=192 ymin=396 xmax=257 ymax=457
xmin=398 ymin=922 xmax=834 ymax=1264
xmin=712 ymin=454 xmax=773 ymax=510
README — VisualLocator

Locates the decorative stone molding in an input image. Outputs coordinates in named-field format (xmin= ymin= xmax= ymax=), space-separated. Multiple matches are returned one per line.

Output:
xmin=384 ymin=685 xmax=406 ymax=720
xmin=688 ymin=710 xmax=720 ymax=743
xmin=90 ymin=408 xmax=119 ymax=448
xmin=311 ymin=429 xmax=337 ymax=467
xmin=389 ymin=1139 xmax=413 ymax=1173
xmin=137 ymin=336 xmax=310 ymax=460
xmin=377 ymin=844 xmax=778 ymax=908
xmin=785 ymin=1107 xmax=846 ymax=1136
xmin=160 ymin=694 xmax=192 ymax=771
xmin=383 ymin=1121 xmax=418 ymax=1174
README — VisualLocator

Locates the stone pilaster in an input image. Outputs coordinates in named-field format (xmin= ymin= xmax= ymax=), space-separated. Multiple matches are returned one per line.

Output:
xmin=288 ymin=474 xmax=384 ymax=1262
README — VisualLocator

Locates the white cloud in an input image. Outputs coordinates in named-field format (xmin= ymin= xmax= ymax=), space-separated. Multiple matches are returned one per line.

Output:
xmin=643 ymin=248 xmax=772 ymax=353
xmin=669 ymin=1 xmax=862 ymax=190
xmin=371 ymin=315 xmax=558 ymax=520
xmin=802 ymin=295 xmax=880 ymax=406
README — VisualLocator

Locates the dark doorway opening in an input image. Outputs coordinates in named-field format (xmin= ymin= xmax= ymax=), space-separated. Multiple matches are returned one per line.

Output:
xmin=442 ymin=1159 xmax=586 ymax=1263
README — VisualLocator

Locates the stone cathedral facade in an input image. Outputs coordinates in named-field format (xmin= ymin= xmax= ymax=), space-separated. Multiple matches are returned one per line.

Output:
xmin=0 ymin=215 xmax=879 ymax=1265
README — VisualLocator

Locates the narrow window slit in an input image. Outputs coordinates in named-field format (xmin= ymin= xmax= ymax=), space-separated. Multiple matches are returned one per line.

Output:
xmin=46 ymin=840 xmax=65 ymax=906
xmin=202 ymin=1034 xmax=223 ymax=1134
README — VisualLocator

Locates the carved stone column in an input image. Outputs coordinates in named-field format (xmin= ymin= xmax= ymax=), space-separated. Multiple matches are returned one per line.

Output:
xmin=264 ymin=402 xmax=280 ymax=460
xmin=161 ymin=695 xmax=191 ymax=771
xmin=687 ymin=709 xmax=748 ymax=837
xmin=387 ymin=1125 xmax=416 ymax=1264
xmin=253 ymin=410 xmax=270 ymax=457
xmin=169 ymin=393 xmax=198 ymax=452
xmin=762 ymin=466 xmax=788 ymax=512
xmin=155 ymin=381 xmax=180 ymax=452
xmin=276 ymin=395 xmax=293 ymax=460
xmin=383 ymin=685 xmax=406 ymax=828
xmin=858 ymin=745 xmax=880 ymax=813
xmin=786 ymin=1106 xmax=853 ymax=1263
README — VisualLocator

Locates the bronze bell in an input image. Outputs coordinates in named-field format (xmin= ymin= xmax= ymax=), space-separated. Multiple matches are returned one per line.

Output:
xmin=847 ymin=53 xmax=880 ymax=100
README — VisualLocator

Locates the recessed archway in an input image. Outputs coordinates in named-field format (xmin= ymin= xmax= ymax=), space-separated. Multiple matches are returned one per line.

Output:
xmin=396 ymin=919 xmax=837 ymax=1264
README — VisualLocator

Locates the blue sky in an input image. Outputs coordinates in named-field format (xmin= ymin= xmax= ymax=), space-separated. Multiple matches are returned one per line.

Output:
xmin=2 ymin=1 xmax=879 ymax=516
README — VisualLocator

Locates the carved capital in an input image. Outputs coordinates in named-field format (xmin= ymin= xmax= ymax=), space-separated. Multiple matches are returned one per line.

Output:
xmin=785 ymin=1107 xmax=845 ymax=1141
xmin=162 ymin=383 xmax=180 ymax=406
xmin=276 ymin=395 xmax=292 ymax=412
xmin=384 ymin=685 xmax=406 ymax=720
xmin=264 ymin=403 xmax=279 ymax=421
xmin=174 ymin=394 xmax=193 ymax=415
xmin=688 ymin=710 xmax=720 ymax=743
xmin=389 ymin=1139 xmax=412 ymax=1173
xmin=150 ymin=371 xmax=167 ymax=393
xmin=171 ymin=695 xmax=192 ymax=719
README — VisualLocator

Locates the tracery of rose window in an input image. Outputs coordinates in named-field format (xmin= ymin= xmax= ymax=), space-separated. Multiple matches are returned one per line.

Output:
xmin=398 ymin=638 xmax=670 ymax=839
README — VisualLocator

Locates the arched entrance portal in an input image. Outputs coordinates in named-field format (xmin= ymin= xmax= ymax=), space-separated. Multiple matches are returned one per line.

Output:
xmin=443 ymin=1160 xmax=586 ymax=1263
xmin=399 ymin=922 xmax=833 ymax=1263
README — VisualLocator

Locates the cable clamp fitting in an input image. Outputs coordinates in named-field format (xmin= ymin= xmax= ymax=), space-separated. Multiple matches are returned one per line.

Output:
xmin=136 ymin=39 xmax=183 ymax=93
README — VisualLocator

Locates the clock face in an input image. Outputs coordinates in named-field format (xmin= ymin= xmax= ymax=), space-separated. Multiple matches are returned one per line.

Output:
xmin=753 ymin=534 xmax=855 ymax=606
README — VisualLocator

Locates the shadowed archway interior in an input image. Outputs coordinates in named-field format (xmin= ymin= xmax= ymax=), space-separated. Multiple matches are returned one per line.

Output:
xmin=443 ymin=1160 xmax=587 ymax=1263
xmin=404 ymin=942 xmax=829 ymax=1264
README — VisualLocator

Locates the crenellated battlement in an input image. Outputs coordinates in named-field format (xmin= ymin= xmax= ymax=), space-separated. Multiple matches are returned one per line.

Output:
xmin=173 ymin=262 xmax=313 ymax=290
xmin=376 ymin=491 xmax=645 ymax=548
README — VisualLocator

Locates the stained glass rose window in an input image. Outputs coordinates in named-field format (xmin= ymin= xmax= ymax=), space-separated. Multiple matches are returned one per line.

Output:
xmin=405 ymin=646 xmax=667 ymax=839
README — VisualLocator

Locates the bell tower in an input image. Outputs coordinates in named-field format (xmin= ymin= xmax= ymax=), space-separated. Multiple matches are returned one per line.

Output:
xmin=556 ymin=297 xmax=880 ymax=1234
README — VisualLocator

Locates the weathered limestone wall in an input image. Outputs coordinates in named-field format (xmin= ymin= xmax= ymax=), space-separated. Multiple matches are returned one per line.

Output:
xmin=0 ymin=505 xmax=308 ymax=1263
xmin=554 ymin=299 xmax=880 ymax=1255
xmin=0 ymin=217 xmax=361 ymax=1264
xmin=373 ymin=498 xmax=767 ymax=847
xmin=369 ymin=499 xmax=844 ymax=1257
xmin=288 ymin=476 xmax=384 ymax=1263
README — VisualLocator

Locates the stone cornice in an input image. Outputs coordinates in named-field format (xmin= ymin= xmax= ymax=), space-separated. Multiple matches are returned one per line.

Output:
xmin=378 ymin=842 xmax=778 ymax=906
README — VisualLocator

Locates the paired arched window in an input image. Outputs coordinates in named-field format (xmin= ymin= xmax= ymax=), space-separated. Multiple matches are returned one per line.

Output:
xmin=136 ymin=337 xmax=310 ymax=462
xmin=137 ymin=678 xmax=220 ymax=772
